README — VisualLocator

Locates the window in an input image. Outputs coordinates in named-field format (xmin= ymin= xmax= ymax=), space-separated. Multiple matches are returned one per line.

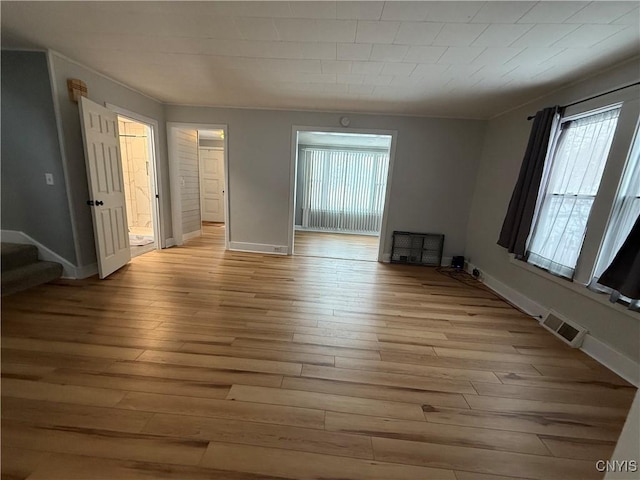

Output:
xmin=593 ymin=125 xmax=640 ymax=282
xmin=527 ymin=107 xmax=621 ymax=279
xmin=299 ymin=147 xmax=390 ymax=233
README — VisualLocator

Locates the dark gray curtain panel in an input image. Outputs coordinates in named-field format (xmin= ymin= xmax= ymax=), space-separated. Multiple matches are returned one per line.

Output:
xmin=599 ymin=213 xmax=640 ymax=300
xmin=497 ymin=106 xmax=559 ymax=257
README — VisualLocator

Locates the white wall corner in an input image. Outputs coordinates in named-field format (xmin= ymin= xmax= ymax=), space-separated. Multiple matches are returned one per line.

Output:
xmin=1 ymin=229 xmax=82 ymax=278
xmin=74 ymin=263 xmax=98 ymax=279
xmin=165 ymin=237 xmax=177 ymax=248
xmin=381 ymin=253 xmax=391 ymax=263
xmin=466 ymin=261 xmax=640 ymax=387
xmin=229 ymin=242 xmax=288 ymax=255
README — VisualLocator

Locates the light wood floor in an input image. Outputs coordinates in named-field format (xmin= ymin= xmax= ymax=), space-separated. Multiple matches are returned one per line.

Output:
xmin=294 ymin=230 xmax=379 ymax=261
xmin=1 ymin=225 xmax=636 ymax=479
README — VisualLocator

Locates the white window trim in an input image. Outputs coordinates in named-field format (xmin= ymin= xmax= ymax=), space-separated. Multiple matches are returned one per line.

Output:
xmin=509 ymin=254 xmax=639 ymax=320
xmin=525 ymin=86 xmax=640 ymax=287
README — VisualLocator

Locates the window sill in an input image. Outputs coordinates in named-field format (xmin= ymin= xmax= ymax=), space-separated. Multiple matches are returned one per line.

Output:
xmin=508 ymin=254 xmax=639 ymax=320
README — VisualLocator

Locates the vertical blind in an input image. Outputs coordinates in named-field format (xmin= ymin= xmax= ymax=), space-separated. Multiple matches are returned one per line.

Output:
xmin=527 ymin=107 xmax=621 ymax=278
xmin=299 ymin=147 xmax=390 ymax=233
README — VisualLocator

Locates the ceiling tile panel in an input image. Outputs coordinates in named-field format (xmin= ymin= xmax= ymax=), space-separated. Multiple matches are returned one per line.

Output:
xmin=553 ymin=24 xmax=628 ymax=47
xmin=437 ymin=46 xmax=485 ymax=64
xmin=370 ymin=44 xmax=410 ymax=62
xmin=356 ymin=21 xmax=400 ymax=43
xmin=472 ymin=47 xmax=522 ymax=65
xmin=321 ymin=60 xmax=353 ymax=74
xmin=504 ymin=47 xmax=567 ymax=67
xmin=381 ymin=62 xmax=417 ymax=75
xmin=403 ymin=45 xmax=447 ymax=63
xmin=289 ymin=1 xmax=337 ymax=19
xmin=565 ymin=2 xmax=638 ymax=24
xmin=511 ymin=24 xmax=580 ymax=47
xmin=316 ymin=20 xmax=358 ymax=43
xmin=381 ymin=2 xmax=430 ymax=21
xmin=425 ymin=2 xmax=485 ymax=23
xmin=393 ymin=22 xmax=443 ymax=45
xmin=433 ymin=23 xmax=489 ymax=46
xmin=517 ymin=2 xmax=589 ymax=24
xmin=471 ymin=2 xmax=537 ymax=23
xmin=336 ymin=2 xmax=384 ymax=20
xmin=351 ymin=61 xmax=384 ymax=74
xmin=337 ymin=43 xmax=372 ymax=60
xmin=472 ymin=24 xmax=533 ymax=47
xmin=337 ymin=73 xmax=366 ymax=84
xmin=412 ymin=63 xmax=450 ymax=76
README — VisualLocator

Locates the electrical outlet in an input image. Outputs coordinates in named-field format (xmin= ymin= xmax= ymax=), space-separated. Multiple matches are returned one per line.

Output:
xmin=45 ymin=173 xmax=54 ymax=185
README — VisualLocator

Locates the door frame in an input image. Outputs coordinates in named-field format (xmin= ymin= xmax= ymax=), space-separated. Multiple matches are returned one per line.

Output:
xmin=167 ymin=122 xmax=230 ymax=249
xmin=288 ymin=125 xmax=398 ymax=261
xmin=105 ymin=103 xmax=164 ymax=249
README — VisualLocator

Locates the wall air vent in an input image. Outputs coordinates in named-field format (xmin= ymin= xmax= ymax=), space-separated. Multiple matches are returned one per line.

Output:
xmin=540 ymin=310 xmax=587 ymax=348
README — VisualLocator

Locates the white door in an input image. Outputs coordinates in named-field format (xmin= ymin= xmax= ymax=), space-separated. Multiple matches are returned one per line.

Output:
xmin=79 ymin=97 xmax=131 ymax=278
xmin=199 ymin=148 xmax=225 ymax=222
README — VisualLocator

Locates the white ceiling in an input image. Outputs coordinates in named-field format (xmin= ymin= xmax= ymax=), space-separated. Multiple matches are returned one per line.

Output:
xmin=2 ymin=1 xmax=639 ymax=119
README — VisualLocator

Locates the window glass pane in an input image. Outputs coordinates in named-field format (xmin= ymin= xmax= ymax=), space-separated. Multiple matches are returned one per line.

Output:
xmin=527 ymin=107 xmax=621 ymax=278
xmin=594 ymin=125 xmax=640 ymax=279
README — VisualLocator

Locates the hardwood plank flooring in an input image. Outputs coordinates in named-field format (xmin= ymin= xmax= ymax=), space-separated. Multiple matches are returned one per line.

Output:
xmin=1 ymin=224 xmax=635 ymax=479
xmin=294 ymin=230 xmax=379 ymax=261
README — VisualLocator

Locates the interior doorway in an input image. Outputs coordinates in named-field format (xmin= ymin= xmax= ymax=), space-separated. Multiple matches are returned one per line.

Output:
xmin=117 ymin=115 xmax=159 ymax=257
xmin=199 ymin=130 xmax=226 ymax=224
xmin=291 ymin=129 xmax=394 ymax=262
xmin=167 ymin=123 xmax=229 ymax=248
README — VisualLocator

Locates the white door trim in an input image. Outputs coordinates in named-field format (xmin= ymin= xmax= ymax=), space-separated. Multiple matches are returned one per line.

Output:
xmin=166 ymin=122 xmax=229 ymax=249
xmin=106 ymin=103 xmax=164 ymax=249
xmin=288 ymin=125 xmax=398 ymax=261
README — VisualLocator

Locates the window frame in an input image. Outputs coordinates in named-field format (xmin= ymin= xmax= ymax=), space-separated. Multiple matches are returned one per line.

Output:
xmin=522 ymin=85 xmax=640 ymax=289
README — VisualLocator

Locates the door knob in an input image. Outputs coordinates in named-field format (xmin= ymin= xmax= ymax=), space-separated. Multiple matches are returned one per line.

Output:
xmin=95 ymin=200 xmax=104 ymax=206
xmin=87 ymin=200 xmax=94 ymax=206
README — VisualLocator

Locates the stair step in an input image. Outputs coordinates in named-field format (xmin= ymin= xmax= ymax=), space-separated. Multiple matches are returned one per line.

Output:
xmin=1 ymin=260 xmax=63 ymax=297
xmin=1 ymin=243 xmax=39 ymax=270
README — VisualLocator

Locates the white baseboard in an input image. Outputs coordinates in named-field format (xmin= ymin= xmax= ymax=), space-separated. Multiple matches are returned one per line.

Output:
xmin=229 ymin=241 xmax=288 ymax=255
xmin=582 ymin=335 xmax=640 ymax=387
xmin=74 ymin=263 xmax=98 ymax=279
xmin=165 ymin=237 xmax=177 ymax=248
xmin=182 ymin=230 xmax=202 ymax=242
xmin=2 ymin=229 xmax=79 ymax=278
xmin=466 ymin=262 xmax=547 ymax=318
xmin=382 ymin=253 xmax=391 ymax=263
xmin=465 ymin=262 xmax=639 ymax=387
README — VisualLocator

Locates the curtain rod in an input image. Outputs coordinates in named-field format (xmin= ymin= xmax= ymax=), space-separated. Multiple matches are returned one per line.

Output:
xmin=527 ymin=81 xmax=640 ymax=120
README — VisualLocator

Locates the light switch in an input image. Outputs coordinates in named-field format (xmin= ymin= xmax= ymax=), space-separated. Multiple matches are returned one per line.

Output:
xmin=45 ymin=173 xmax=54 ymax=185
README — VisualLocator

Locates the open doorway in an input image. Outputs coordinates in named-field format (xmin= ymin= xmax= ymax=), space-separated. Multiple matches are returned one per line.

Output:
xmin=117 ymin=115 xmax=159 ymax=258
xmin=167 ymin=123 xmax=229 ymax=247
xmin=291 ymin=129 xmax=394 ymax=262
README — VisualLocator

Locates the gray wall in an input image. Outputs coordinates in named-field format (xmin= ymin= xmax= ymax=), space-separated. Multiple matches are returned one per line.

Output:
xmin=465 ymin=59 xmax=640 ymax=363
xmin=1 ymin=51 xmax=76 ymax=263
xmin=48 ymin=52 xmax=170 ymax=267
xmin=165 ymin=105 xmax=485 ymax=259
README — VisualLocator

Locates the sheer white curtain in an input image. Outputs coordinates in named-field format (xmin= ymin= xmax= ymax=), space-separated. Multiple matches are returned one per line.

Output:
xmin=527 ymin=107 xmax=621 ymax=279
xmin=590 ymin=127 xmax=640 ymax=310
xmin=299 ymin=147 xmax=389 ymax=233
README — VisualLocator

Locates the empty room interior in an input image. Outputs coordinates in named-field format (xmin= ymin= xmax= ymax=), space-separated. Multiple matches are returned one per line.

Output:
xmin=1 ymin=2 xmax=639 ymax=479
